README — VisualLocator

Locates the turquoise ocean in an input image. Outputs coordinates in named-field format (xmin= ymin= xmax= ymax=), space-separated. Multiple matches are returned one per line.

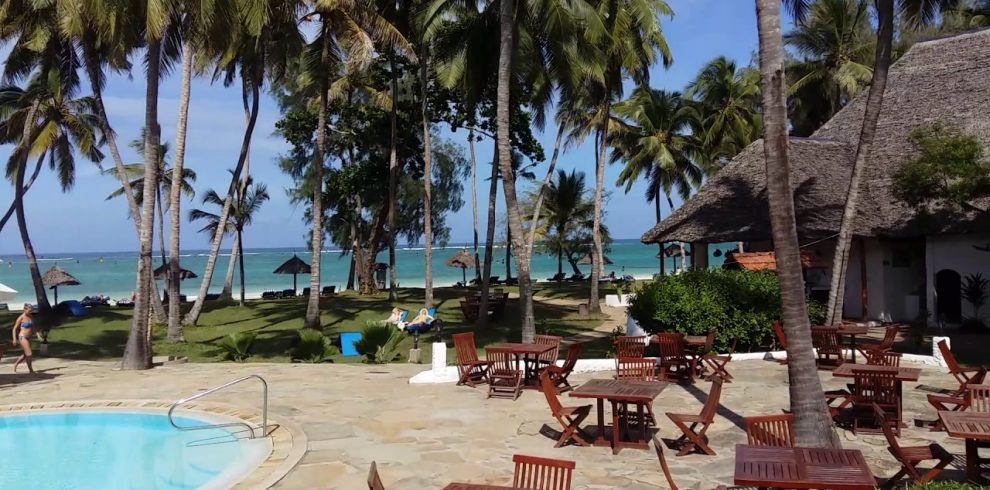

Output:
xmin=0 ymin=239 xmax=732 ymax=305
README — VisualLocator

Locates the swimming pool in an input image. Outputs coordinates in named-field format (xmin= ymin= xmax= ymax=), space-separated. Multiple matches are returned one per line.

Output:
xmin=0 ymin=410 xmax=271 ymax=489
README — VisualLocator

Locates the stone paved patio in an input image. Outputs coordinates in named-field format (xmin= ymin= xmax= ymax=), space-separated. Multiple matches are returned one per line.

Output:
xmin=0 ymin=357 xmax=975 ymax=489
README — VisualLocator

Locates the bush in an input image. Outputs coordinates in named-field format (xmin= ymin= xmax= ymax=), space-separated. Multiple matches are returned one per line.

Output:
xmin=627 ymin=268 xmax=825 ymax=352
xmin=217 ymin=332 xmax=257 ymax=362
xmin=354 ymin=323 xmax=402 ymax=364
xmin=910 ymin=482 xmax=989 ymax=490
xmin=291 ymin=329 xmax=339 ymax=363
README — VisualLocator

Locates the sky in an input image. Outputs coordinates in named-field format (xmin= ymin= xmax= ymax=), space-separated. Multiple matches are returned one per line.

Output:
xmin=0 ymin=0 xmax=791 ymax=256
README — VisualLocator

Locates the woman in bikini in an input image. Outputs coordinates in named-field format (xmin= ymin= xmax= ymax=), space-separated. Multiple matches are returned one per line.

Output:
xmin=12 ymin=304 xmax=39 ymax=373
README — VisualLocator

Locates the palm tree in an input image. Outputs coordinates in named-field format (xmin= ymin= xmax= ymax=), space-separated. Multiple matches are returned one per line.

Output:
xmin=536 ymin=170 xmax=596 ymax=274
xmin=785 ymin=0 xmax=874 ymax=136
xmin=756 ymin=0 xmax=841 ymax=449
xmin=190 ymin=177 xmax=270 ymax=306
xmin=686 ymin=56 xmax=762 ymax=166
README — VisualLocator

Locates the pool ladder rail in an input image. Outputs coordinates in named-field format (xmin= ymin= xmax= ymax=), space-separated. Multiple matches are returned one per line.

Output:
xmin=168 ymin=374 xmax=268 ymax=439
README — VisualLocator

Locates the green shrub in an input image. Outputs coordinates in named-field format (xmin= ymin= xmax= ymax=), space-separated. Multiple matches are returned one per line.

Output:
xmin=217 ymin=332 xmax=257 ymax=362
xmin=354 ymin=323 xmax=402 ymax=364
xmin=910 ymin=482 xmax=989 ymax=490
xmin=627 ymin=268 xmax=825 ymax=352
xmin=291 ymin=329 xmax=339 ymax=363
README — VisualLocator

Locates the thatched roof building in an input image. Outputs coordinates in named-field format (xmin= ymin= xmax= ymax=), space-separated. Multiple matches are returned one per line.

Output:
xmin=642 ymin=28 xmax=990 ymax=245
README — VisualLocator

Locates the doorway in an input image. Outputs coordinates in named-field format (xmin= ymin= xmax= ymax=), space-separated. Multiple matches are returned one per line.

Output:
xmin=935 ymin=269 xmax=962 ymax=323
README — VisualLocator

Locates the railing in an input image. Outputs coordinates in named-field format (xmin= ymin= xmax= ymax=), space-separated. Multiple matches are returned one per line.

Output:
xmin=167 ymin=374 xmax=268 ymax=439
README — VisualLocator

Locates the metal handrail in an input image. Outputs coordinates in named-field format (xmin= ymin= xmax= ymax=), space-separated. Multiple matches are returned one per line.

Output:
xmin=167 ymin=374 xmax=268 ymax=439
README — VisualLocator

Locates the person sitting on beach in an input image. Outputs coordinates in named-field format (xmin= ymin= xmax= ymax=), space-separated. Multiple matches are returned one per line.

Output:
xmin=404 ymin=308 xmax=434 ymax=332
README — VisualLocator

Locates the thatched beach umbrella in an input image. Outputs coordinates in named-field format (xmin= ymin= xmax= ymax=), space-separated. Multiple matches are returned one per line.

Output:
xmin=273 ymin=255 xmax=311 ymax=292
xmin=577 ymin=253 xmax=613 ymax=265
xmin=445 ymin=249 xmax=477 ymax=284
xmin=42 ymin=265 xmax=80 ymax=304
xmin=153 ymin=263 xmax=198 ymax=299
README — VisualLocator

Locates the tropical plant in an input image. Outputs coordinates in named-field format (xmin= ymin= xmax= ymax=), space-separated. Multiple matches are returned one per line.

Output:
xmin=892 ymin=122 xmax=990 ymax=212
xmin=291 ymin=329 xmax=340 ymax=363
xmin=685 ymin=56 xmax=762 ymax=168
xmin=961 ymin=273 xmax=988 ymax=331
xmin=354 ymin=323 xmax=402 ymax=363
xmin=216 ymin=332 xmax=257 ymax=362
xmin=757 ymin=0 xmax=841 ymax=448
xmin=530 ymin=170 xmax=597 ymax=276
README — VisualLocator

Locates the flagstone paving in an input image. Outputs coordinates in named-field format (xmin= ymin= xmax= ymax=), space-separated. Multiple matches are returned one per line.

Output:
xmin=0 ymin=356 xmax=973 ymax=489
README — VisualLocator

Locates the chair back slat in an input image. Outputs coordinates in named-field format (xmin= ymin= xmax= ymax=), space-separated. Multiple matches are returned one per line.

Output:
xmin=853 ymin=369 xmax=899 ymax=406
xmin=772 ymin=321 xmax=787 ymax=349
xmin=512 ymin=454 xmax=575 ymax=490
xmin=367 ymin=461 xmax=385 ymax=490
xmin=867 ymin=351 xmax=902 ymax=367
xmin=743 ymin=414 xmax=795 ymax=447
xmin=453 ymin=332 xmax=480 ymax=364
xmin=540 ymin=372 xmax=563 ymax=414
xmin=703 ymin=329 xmax=716 ymax=352
xmin=968 ymin=384 xmax=990 ymax=413
xmin=486 ymin=347 xmax=516 ymax=376
xmin=700 ymin=376 xmax=724 ymax=421
xmin=614 ymin=336 xmax=647 ymax=358
xmin=938 ymin=339 xmax=962 ymax=374
xmin=535 ymin=334 xmax=563 ymax=364
xmin=811 ymin=326 xmax=841 ymax=353
xmin=616 ymin=357 xmax=657 ymax=381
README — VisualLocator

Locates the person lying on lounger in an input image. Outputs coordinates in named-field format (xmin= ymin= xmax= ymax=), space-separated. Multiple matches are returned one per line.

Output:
xmin=403 ymin=308 xmax=434 ymax=332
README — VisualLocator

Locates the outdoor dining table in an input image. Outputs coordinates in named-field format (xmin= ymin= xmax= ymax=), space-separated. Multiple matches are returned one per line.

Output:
xmin=734 ymin=444 xmax=876 ymax=490
xmin=938 ymin=410 xmax=990 ymax=481
xmin=487 ymin=342 xmax=555 ymax=389
xmin=836 ymin=324 xmax=870 ymax=362
xmin=832 ymin=363 xmax=920 ymax=425
xmin=569 ymin=378 xmax=667 ymax=454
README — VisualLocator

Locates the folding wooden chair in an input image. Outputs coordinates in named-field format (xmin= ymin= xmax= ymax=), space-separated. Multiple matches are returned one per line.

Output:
xmin=851 ymin=368 xmax=900 ymax=436
xmin=656 ymin=332 xmax=695 ymax=383
xmin=666 ymin=376 xmax=724 ymax=456
xmin=938 ymin=339 xmax=984 ymax=396
xmin=652 ymin=435 xmax=680 ymax=490
xmin=539 ymin=372 xmax=591 ymax=447
xmin=703 ymin=340 xmax=735 ymax=383
xmin=742 ymin=414 xmax=795 ymax=447
xmin=811 ymin=326 xmax=844 ymax=369
xmin=486 ymin=347 xmax=521 ymax=400
xmin=772 ymin=321 xmax=788 ymax=364
xmin=614 ymin=335 xmax=647 ymax=363
xmin=453 ymin=332 xmax=488 ymax=387
xmin=875 ymin=403 xmax=952 ymax=486
xmin=969 ymin=384 xmax=990 ymax=413
xmin=687 ymin=330 xmax=715 ymax=377
xmin=367 ymin=461 xmax=385 ymax=490
xmin=533 ymin=334 xmax=562 ymax=376
xmin=545 ymin=343 xmax=582 ymax=394
xmin=926 ymin=367 xmax=987 ymax=430
xmin=866 ymin=350 xmax=902 ymax=367
xmin=512 ymin=454 xmax=575 ymax=490
xmin=861 ymin=325 xmax=899 ymax=360
xmin=616 ymin=357 xmax=659 ymax=426
xmin=825 ymin=388 xmax=852 ymax=420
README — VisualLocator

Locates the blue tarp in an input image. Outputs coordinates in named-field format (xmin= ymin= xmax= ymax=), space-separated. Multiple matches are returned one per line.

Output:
xmin=60 ymin=300 xmax=87 ymax=317
xmin=340 ymin=331 xmax=361 ymax=356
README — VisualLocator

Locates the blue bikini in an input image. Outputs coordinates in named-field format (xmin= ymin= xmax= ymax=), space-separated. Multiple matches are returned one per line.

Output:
xmin=19 ymin=320 xmax=33 ymax=340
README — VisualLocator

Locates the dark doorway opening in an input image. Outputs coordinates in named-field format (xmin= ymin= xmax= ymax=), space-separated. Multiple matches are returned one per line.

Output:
xmin=935 ymin=269 xmax=962 ymax=323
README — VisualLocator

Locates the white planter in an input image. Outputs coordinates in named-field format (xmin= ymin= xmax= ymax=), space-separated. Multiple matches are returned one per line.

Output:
xmin=431 ymin=342 xmax=447 ymax=376
xmin=604 ymin=294 xmax=633 ymax=307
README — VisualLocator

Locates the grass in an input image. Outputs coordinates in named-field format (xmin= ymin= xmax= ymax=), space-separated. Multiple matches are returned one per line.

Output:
xmin=0 ymin=284 xmax=609 ymax=364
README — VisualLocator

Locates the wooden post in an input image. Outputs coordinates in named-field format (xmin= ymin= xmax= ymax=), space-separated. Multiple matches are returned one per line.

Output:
xmin=859 ymin=239 xmax=868 ymax=320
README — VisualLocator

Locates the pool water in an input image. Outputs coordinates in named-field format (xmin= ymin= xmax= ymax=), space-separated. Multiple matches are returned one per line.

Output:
xmin=0 ymin=410 xmax=271 ymax=489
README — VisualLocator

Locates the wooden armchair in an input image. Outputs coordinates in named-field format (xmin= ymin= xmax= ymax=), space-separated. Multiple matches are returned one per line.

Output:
xmin=453 ymin=332 xmax=488 ymax=387
xmin=851 ymin=368 xmax=900 ymax=435
xmin=666 ymin=376 xmax=724 ymax=456
xmin=938 ymin=339 xmax=984 ymax=396
xmin=486 ymin=347 xmax=521 ymax=400
xmin=545 ymin=343 xmax=582 ymax=393
xmin=926 ymin=367 xmax=987 ymax=430
xmin=367 ymin=461 xmax=385 ymax=490
xmin=656 ymin=332 xmax=695 ymax=383
xmin=512 ymin=454 xmax=575 ymax=490
xmin=539 ymin=372 xmax=591 ymax=447
xmin=875 ymin=403 xmax=953 ymax=486
xmin=811 ymin=326 xmax=844 ymax=369
xmin=742 ymin=414 xmax=795 ymax=447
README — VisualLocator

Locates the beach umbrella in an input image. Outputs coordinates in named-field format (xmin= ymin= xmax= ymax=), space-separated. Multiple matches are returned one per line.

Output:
xmin=445 ymin=250 xmax=477 ymax=284
xmin=273 ymin=255 xmax=311 ymax=292
xmin=576 ymin=253 xmax=613 ymax=265
xmin=42 ymin=265 xmax=80 ymax=304
xmin=659 ymin=243 xmax=692 ymax=258
xmin=0 ymin=282 xmax=16 ymax=303
xmin=153 ymin=263 xmax=198 ymax=300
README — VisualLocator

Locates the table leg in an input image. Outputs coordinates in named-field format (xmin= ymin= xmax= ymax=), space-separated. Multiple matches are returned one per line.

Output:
xmin=594 ymin=399 xmax=606 ymax=446
xmin=967 ymin=438 xmax=979 ymax=482
xmin=638 ymin=403 xmax=647 ymax=446
xmin=611 ymin=400 xmax=620 ymax=455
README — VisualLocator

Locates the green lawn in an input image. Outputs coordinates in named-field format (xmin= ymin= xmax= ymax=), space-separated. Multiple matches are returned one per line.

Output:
xmin=0 ymin=285 xmax=609 ymax=364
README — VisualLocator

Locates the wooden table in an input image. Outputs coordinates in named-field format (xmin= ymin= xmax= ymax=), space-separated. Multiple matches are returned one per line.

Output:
xmin=442 ymin=484 xmax=529 ymax=490
xmin=833 ymin=363 xmax=920 ymax=425
xmin=487 ymin=342 xmax=555 ymax=389
xmin=569 ymin=378 xmax=667 ymax=454
xmin=939 ymin=411 xmax=990 ymax=481
xmin=836 ymin=325 xmax=870 ymax=362
xmin=734 ymin=444 xmax=876 ymax=489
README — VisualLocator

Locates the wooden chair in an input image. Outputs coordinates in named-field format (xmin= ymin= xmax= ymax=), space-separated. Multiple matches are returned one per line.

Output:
xmin=486 ymin=347 xmax=521 ymax=400
xmin=851 ymin=368 xmax=900 ymax=435
xmin=545 ymin=343 xmax=582 ymax=394
xmin=533 ymin=334 xmax=563 ymax=375
xmin=453 ymin=332 xmax=488 ymax=387
xmin=926 ymin=367 xmax=987 ymax=430
xmin=742 ymin=414 xmax=795 ymax=447
xmin=811 ymin=326 xmax=844 ymax=369
xmin=969 ymin=384 xmax=990 ymax=413
xmin=614 ymin=335 xmax=647 ymax=361
xmin=367 ymin=461 xmax=385 ymax=490
xmin=703 ymin=340 xmax=735 ymax=383
xmin=938 ymin=339 xmax=984 ymax=396
xmin=666 ymin=376 xmax=724 ymax=456
xmin=862 ymin=325 xmax=899 ymax=359
xmin=652 ymin=435 xmax=680 ymax=490
xmin=656 ymin=332 xmax=695 ymax=383
xmin=616 ymin=357 xmax=659 ymax=426
xmin=772 ymin=321 xmax=788 ymax=364
xmin=866 ymin=350 xmax=902 ymax=367
xmin=825 ymin=388 xmax=852 ymax=420
xmin=539 ymin=372 xmax=591 ymax=447
xmin=512 ymin=454 xmax=575 ymax=490
xmin=874 ymin=403 xmax=952 ymax=486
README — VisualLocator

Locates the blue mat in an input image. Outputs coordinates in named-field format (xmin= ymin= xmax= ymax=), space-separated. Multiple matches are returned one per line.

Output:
xmin=340 ymin=331 xmax=361 ymax=356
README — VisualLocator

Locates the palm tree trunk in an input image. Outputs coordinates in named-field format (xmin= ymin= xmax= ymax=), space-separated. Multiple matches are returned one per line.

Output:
xmin=591 ymin=118 xmax=609 ymax=313
xmin=655 ymin=197 xmax=664 ymax=274
xmin=184 ymin=61 xmax=262 ymax=326
xmin=151 ymin=188 xmax=168 ymax=323
xmin=469 ymin=128 xmax=480 ymax=282
xmin=346 ymin=253 xmax=356 ymax=290
xmin=755 ymin=0 xmax=840 ymax=448
xmin=824 ymin=0 xmax=893 ymax=325
xmin=388 ymin=55 xmax=399 ymax=302
xmin=478 ymin=151 xmax=499 ymax=328
xmin=238 ymin=228 xmax=246 ymax=306
xmin=157 ymin=188 xmax=167 ymax=266
xmin=166 ymin=43 xmax=194 ymax=342
xmin=505 ymin=224 xmax=512 ymax=280
xmin=496 ymin=0 xmax=535 ymax=341
xmin=222 ymin=235 xmax=238 ymax=300
xmin=526 ymin=125 xmax=565 ymax=257
xmin=421 ymin=52 xmax=434 ymax=308
xmin=123 ymin=36 xmax=164 ymax=370
xmin=305 ymin=24 xmax=329 ymax=329
xmin=0 ymin=152 xmax=45 ymax=235
xmin=12 ymin=105 xmax=50 ymax=311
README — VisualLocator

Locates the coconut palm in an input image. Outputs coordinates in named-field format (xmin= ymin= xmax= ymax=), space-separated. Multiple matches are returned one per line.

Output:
xmin=686 ymin=56 xmax=762 ymax=167
xmin=755 ymin=0 xmax=842 ymax=449
xmin=536 ymin=170 xmax=596 ymax=275
xmin=189 ymin=176 xmax=270 ymax=306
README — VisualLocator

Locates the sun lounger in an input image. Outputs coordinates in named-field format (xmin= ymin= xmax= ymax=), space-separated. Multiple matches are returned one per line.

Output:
xmin=321 ymin=286 xmax=336 ymax=296
xmin=547 ymin=272 xmax=566 ymax=282
xmin=300 ymin=287 xmax=311 ymax=297
xmin=567 ymin=273 xmax=584 ymax=282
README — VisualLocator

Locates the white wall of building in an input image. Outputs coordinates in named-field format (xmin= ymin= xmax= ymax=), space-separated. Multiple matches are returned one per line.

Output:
xmin=926 ymin=234 xmax=990 ymax=324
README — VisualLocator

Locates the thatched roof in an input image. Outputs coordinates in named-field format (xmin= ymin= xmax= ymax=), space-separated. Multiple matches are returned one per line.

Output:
xmin=445 ymin=250 xmax=477 ymax=269
xmin=42 ymin=265 xmax=80 ymax=288
xmin=643 ymin=28 xmax=990 ymax=244
xmin=576 ymin=253 xmax=613 ymax=265
xmin=153 ymin=263 xmax=198 ymax=280
xmin=273 ymin=255 xmax=311 ymax=275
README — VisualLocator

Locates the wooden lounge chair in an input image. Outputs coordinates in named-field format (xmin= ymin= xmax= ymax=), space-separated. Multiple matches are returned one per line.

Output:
xmin=652 ymin=435 xmax=680 ymax=490
xmin=656 ymin=332 xmax=695 ymax=383
xmin=772 ymin=320 xmax=787 ymax=364
xmin=486 ymin=347 xmax=521 ymax=400
xmin=367 ymin=461 xmax=385 ymax=490
xmin=851 ymin=368 xmax=900 ymax=436
xmin=743 ymin=414 xmax=795 ymax=447
xmin=512 ymin=454 xmax=575 ymax=490
xmin=545 ymin=343 xmax=582 ymax=394
xmin=453 ymin=332 xmax=488 ymax=387
xmin=539 ymin=372 xmax=591 ymax=447
xmin=616 ymin=357 xmax=659 ymax=426
xmin=938 ymin=339 xmax=984 ymax=396
xmin=811 ymin=326 xmax=844 ymax=369
xmin=927 ymin=368 xmax=988 ymax=430
xmin=875 ymin=403 xmax=952 ymax=486
xmin=666 ymin=376 xmax=724 ymax=456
